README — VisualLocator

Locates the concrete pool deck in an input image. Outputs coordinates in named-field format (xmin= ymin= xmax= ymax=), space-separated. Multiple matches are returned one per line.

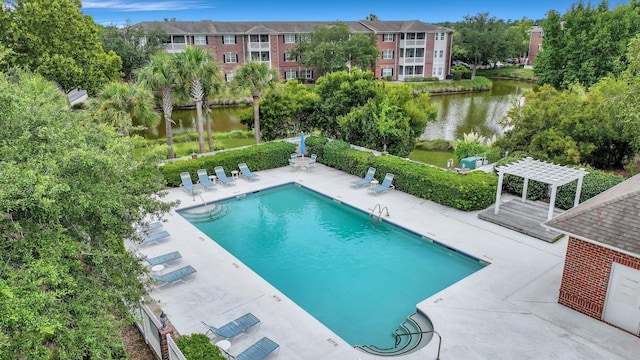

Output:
xmin=141 ymin=164 xmax=640 ymax=359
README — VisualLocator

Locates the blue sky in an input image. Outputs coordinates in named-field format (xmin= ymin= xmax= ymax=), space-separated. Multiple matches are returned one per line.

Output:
xmin=81 ymin=0 xmax=627 ymax=26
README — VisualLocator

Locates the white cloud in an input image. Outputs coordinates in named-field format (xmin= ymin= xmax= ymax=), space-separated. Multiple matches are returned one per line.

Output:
xmin=82 ymin=1 xmax=214 ymax=12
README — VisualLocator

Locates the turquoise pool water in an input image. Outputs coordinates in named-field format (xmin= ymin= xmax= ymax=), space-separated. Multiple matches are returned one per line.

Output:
xmin=180 ymin=184 xmax=485 ymax=348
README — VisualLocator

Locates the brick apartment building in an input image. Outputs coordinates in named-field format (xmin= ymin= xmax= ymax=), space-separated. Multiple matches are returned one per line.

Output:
xmin=527 ymin=26 xmax=543 ymax=66
xmin=545 ymin=174 xmax=640 ymax=337
xmin=137 ymin=20 xmax=453 ymax=82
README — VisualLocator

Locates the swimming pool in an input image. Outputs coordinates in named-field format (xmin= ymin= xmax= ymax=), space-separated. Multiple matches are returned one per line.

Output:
xmin=180 ymin=183 xmax=486 ymax=348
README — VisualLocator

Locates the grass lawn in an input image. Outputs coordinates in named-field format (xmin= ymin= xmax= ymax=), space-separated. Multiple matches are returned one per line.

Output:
xmin=409 ymin=149 xmax=455 ymax=168
xmin=133 ymin=138 xmax=256 ymax=160
xmin=476 ymin=67 xmax=536 ymax=81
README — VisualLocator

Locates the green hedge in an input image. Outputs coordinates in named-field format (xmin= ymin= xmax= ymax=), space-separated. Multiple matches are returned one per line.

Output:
xmin=369 ymin=155 xmax=497 ymax=211
xmin=496 ymin=157 xmax=625 ymax=210
xmin=160 ymin=141 xmax=296 ymax=186
xmin=308 ymin=137 xmax=497 ymax=211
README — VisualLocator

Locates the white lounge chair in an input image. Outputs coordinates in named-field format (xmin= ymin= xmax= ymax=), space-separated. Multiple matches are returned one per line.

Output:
xmin=368 ymin=173 xmax=394 ymax=196
xmin=351 ymin=167 xmax=376 ymax=188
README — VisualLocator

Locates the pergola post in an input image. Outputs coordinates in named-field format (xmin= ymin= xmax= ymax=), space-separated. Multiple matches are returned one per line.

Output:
xmin=522 ymin=178 xmax=529 ymax=203
xmin=494 ymin=170 xmax=504 ymax=215
xmin=574 ymin=171 xmax=585 ymax=207
xmin=547 ymin=185 xmax=558 ymax=221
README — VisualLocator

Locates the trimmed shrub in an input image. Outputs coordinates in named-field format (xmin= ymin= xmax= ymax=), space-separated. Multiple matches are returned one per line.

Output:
xmin=321 ymin=140 xmax=351 ymax=168
xmin=370 ymin=155 xmax=497 ymax=211
xmin=175 ymin=333 xmax=225 ymax=360
xmin=160 ymin=141 xmax=296 ymax=186
xmin=305 ymin=136 xmax=328 ymax=161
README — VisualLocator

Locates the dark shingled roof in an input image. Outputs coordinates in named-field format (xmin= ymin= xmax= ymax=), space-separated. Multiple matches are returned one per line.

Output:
xmin=135 ymin=20 xmax=450 ymax=35
xmin=545 ymin=173 xmax=640 ymax=255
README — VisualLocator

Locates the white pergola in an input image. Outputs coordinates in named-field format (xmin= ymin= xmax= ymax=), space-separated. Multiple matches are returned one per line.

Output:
xmin=494 ymin=157 xmax=589 ymax=220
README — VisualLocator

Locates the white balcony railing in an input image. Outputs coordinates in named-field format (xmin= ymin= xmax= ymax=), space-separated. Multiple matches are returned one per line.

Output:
xmin=247 ymin=42 xmax=270 ymax=51
xmin=163 ymin=43 xmax=186 ymax=53
xmin=400 ymin=39 xmax=426 ymax=47
xmin=398 ymin=57 xmax=425 ymax=65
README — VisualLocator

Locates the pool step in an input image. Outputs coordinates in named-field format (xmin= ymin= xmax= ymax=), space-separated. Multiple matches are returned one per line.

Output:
xmin=180 ymin=204 xmax=229 ymax=223
xmin=354 ymin=312 xmax=434 ymax=357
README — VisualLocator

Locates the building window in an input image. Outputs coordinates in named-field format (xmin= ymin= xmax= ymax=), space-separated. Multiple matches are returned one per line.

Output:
xmin=416 ymin=66 xmax=424 ymax=75
xmin=225 ymin=72 xmax=234 ymax=82
xmin=284 ymin=70 xmax=297 ymax=79
xmin=405 ymin=48 xmax=415 ymax=58
xmin=284 ymin=34 xmax=296 ymax=43
xmin=381 ymin=68 xmax=393 ymax=77
xmin=439 ymin=50 xmax=444 ymax=58
xmin=383 ymin=33 xmax=394 ymax=42
xmin=193 ymin=35 xmax=207 ymax=45
xmin=223 ymin=53 xmax=237 ymax=63
xmin=251 ymin=51 xmax=270 ymax=61
xmin=284 ymin=52 xmax=295 ymax=62
xmin=249 ymin=34 xmax=269 ymax=43
xmin=416 ymin=48 xmax=424 ymax=57
xmin=222 ymin=35 xmax=236 ymax=44
xmin=301 ymin=69 xmax=313 ymax=79
xmin=382 ymin=50 xmax=394 ymax=60
xmin=440 ymin=32 xmax=445 ymax=40
xmin=438 ymin=67 xmax=442 ymax=75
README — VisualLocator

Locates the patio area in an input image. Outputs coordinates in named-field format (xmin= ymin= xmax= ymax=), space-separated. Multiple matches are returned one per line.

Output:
xmin=136 ymin=163 xmax=640 ymax=359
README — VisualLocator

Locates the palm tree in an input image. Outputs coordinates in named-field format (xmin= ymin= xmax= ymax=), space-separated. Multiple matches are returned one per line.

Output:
xmin=231 ymin=61 xmax=279 ymax=144
xmin=176 ymin=47 xmax=222 ymax=153
xmin=136 ymin=52 xmax=179 ymax=159
xmin=202 ymin=80 xmax=223 ymax=152
xmin=88 ymin=81 xmax=159 ymax=136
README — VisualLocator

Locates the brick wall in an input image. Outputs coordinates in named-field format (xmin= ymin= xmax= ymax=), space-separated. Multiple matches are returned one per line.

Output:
xmin=559 ymin=236 xmax=640 ymax=331
xmin=528 ymin=30 xmax=543 ymax=65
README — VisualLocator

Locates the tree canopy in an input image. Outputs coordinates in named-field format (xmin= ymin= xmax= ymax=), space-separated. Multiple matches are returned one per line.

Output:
xmin=100 ymin=21 xmax=167 ymax=81
xmin=534 ymin=1 xmax=640 ymax=89
xmin=496 ymin=34 xmax=640 ymax=169
xmin=0 ymin=0 xmax=122 ymax=94
xmin=0 ymin=70 xmax=172 ymax=358
xmin=453 ymin=13 xmax=517 ymax=77
xmin=231 ymin=61 xmax=279 ymax=144
xmin=291 ymin=22 xmax=379 ymax=76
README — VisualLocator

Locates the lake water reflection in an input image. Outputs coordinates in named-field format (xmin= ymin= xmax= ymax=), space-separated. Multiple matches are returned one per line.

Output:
xmin=138 ymin=80 xmax=534 ymax=141
xmin=423 ymin=79 xmax=534 ymax=141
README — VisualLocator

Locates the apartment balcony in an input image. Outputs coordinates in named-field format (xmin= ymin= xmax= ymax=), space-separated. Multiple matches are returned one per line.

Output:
xmin=400 ymin=39 xmax=426 ymax=48
xmin=398 ymin=57 xmax=425 ymax=66
xmin=163 ymin=43 xmax=186 ymax=53
xmin=247 ymin=42 xmax=271 ymax=51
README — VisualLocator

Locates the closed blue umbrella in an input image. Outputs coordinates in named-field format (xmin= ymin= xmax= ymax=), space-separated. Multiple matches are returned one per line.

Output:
xmin=300 ymin=131 xmax=305 ymax=156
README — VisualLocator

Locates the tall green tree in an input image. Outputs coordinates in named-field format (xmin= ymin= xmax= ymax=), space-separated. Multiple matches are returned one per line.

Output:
xmin=231 ymin=61 xmax=279 ymax=144
xmin=250 ymin=80 xmax=319 ymax=141
xmin=0 ymin=70 xmax=172 ymax=358
xmin=535 ymin=1 xmax=640 ymax=89
xmin=338 ymin=83 xmax=436 ymax=156
xmin=0 ymin=0 xmax=122 ymax=94
xmin=136 ymin=51 xmax=179 ymax=158
xmin=100 ymin=21 xmax=167 ymax=81
xmin=454 ymin=13 xmax=514 ymax=78
xmin=176 ymin=46 xmax=223 ymax=153
xmin=292 ymin=22 xmax=379 ymax=76
xmin=88 ymin=81 xmax=159 ymax=136
xmin=312 ymin=70 xmax=379 ymax=138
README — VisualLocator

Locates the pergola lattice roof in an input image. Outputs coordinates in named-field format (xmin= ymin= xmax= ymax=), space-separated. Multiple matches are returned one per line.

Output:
xmin=496 ymin=157 xmax=588 ymax=187
xmin=494 ymin=157 xmax=589 ymax=221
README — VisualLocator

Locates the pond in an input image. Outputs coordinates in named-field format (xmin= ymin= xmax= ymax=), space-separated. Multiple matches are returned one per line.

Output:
xmin=422 ymin=79 xmax=534 ymax=141
xmin=137 ymin=79 xmax=534 ymax=141
xmin=134 ymin=105 xmax=250 ymax=139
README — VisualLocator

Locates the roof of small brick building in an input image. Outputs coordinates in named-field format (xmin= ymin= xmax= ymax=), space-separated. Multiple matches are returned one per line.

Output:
xmin=545 ymin=173 xmax=640 ymax=255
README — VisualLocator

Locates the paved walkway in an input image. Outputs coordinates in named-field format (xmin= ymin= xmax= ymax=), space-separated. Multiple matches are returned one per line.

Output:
xmin=138 ymin=164 xmax=640 ymax=359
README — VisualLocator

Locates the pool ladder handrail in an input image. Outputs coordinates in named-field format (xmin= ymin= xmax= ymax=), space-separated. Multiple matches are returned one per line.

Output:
xmin=370 ymin=204 xmax=390 ymax=224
